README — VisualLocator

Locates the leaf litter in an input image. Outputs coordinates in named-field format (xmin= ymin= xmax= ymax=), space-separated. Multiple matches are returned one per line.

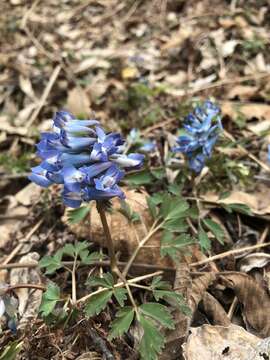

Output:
xmin=1 ymin=0 xmax=270 ymax=359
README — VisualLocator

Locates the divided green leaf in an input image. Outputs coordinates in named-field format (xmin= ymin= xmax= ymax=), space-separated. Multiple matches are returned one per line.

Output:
xmin=126 ymin=171 xmax=153 ymax=186
xmin=85 ymin=289 xmax=113 ymax=317
xmin=139 ymin=303 xmax=175 ymax=329
xmin=221 ymin=203 xmax=252 ymax=215
xmin=109 ymin=307 xmax=134 ymax=340
xmin=138 ymin=315 xmax=165 ymax=360
xmin=198 ymin=228 xmax=211 ymax=252
xmin=67 ymin=206 xmax=91 ymax=225
xmin=87 ymin=273 xmax=114 ymax=288
xmin=39 ymin=283 xmax=60 ymax=317
xmin=161 ymin=232 xmax=194 ymax=260
xmin=119 ymin=200 xmax=140 ymax=222
xmin=113 ymin=288 xmax=128 ymax=307
xmin=39 ymin=251 xmax=62 ymax=275
xmin=203 ymin=219 xmax=224 ymax=244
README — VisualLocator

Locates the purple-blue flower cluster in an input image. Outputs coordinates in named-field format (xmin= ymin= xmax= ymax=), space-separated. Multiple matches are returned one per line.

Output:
xmin=29 ymin=111 xmax=144 ymax=207
xmin=173 ymin=100 xmax=222 ymax=173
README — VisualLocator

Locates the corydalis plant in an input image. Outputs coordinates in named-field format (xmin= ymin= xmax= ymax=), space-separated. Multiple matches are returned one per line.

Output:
xmin=173 ymin=100 xmax=222 ymax=173
xmin=29 ymin=111 xmax=144 ymax=207
xmin=29 ymin=110 xmax=144 ymax=276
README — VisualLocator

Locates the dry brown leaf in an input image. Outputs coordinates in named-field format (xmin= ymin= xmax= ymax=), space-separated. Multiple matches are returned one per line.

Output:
xmin=201 ymin=190 xmax=270 ymax=216
xmin=161 ymin=259 xmax=192 ymax=360
xmin=227 ymin=85 xmax=258 ymax=100
xmin=219 ymin=272 xmax=270 ymax=337
xmin=10 ymin=252 xmax=42 ymax=329
xmin=18 ymin=75 xmax=36 ymax=101
xmin=189 ymin=273 xmax=216 ymax=311
xmin=64 ymin=188 xmax=172 ymax=267
xmin=15 ymin=183 xmax=42 ymax=207
xmin=202 ymin=292 xmax=230 ymax=326
xmin=67 ymin=87 xmax=91 ymax=117
xmin=239 ymin=253 xmax=270 ymax=272
xmin=183 ymin=324 xmax=269 ymax=360
xmin=221 ymin=101 xmax=270 ymax=121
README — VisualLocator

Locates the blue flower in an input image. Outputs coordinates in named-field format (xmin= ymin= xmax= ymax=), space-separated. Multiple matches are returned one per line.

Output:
xmin=29 ymin=110 xmax=144 ymax=207
xmin=173 ymin=100 xmax=222 ymax=173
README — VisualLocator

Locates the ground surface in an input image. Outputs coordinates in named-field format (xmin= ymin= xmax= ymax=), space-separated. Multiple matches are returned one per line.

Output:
xmin=1 ymin=0 xmax=270 ymax=359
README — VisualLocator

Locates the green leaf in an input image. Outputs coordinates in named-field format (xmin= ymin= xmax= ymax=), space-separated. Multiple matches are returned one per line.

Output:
xmin=39 ymin=251 xmax=62 ymax=275
xmin=85 ymin=289 xmax=113 ymax=317
xmin=159 ymin=194 xmax=189 ymax=221
xmin=118 ymin=200 xmax=140 ymax=223
xmin=67 ymin=206 xmax=91 ymax=225
xmin=126 ymin=170 xmax=153 ymax=185
xmin=147 ymin=197 xmax=158 ymax=218
xmin=39 ymin=283 xmax=60 ymax=317
xmin=198 ymin=228 xmax=211 ymax=252
xmin=161 ymin=232 xmax=194 ymax=261
xmin=221 ymin=203 xmax=252 ymax=215
xmin=0 ymin=341 xmax=23 ymax=360
xmin=151 ymin=276 xmax=171 ymax=290
xmin=138 ymin=315 xmax=165 ymax=360
xmin=113 ymin=288 xmax=128 ymax=307
xmin=62 ymin=244 xmax=76 ymax=257
xmin=139 ymin=303 xmax=174 ymax=329
xmin=87 ymin=273 xmax=114 ymax=288
xmin=151 ymin=168 xmax=166 ymax=180
xmin=165 ymin=199 xmax=189 ymax=220
xmin=108 ymin=307 xmax=134 ymax=340
xmin=203 ymin=219 xmax=224 ymax=245
xmin=80 ymin=250 xmax=104 ymax=265
xmin=162 ymin=218 xmax=188 ymax=233
xmin=168 ymin=183 xmax=182 ymax=196
xmin=153 ymin=290 xmax=192 ymax=316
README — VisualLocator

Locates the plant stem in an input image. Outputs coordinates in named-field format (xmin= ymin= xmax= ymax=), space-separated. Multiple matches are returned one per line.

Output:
xmin=96 ymin=201 xmax=120 ymax=277
xmin=77 ymin=270 xmax=163 ymax=304
xmin=6 ymin=283 xmax=46 ymax=292
xmin=71 ymin=254 xmax=77 ymax=305
xmin=122 ymin=220 xmax=163 ymax=277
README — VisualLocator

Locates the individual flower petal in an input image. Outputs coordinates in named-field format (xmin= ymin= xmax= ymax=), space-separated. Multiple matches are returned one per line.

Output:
xmin=139 ymin=141 xmax=156 ymax=152
xmin=80 ymin=162 xmax=113 ymax=183
xmin=28 ymin=166 xmax=53 ymax=187
xmin=110 ymin=153 xmax=144 ymax=169
xmin=62 ymin=166 xmax=86 ymax=192
xmin=62 ymin=188 xmax=83 ymax=208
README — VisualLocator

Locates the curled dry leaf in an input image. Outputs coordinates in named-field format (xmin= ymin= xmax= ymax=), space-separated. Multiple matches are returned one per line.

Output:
xmin=64 ymin=188 xmax=172 ymax=267
xmin=219 ymin=272 xmax=270 ymax=337
xmin=10 ymin=252 xmax=42 ymax=329
xmin=201 ymin=190 xmax=270 ymax=216
xmin=239 ymin=253 xmax=270 ymax=272
xmin=202 ymin=292 xmax=230 ymax=326
xmin=183 ymin=324 xmax=269 ymax=360
xmin=189 ymin=273 xmax=216 ymax=311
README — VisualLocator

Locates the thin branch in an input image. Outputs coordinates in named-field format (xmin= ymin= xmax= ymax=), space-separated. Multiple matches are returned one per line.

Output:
xmin=77 ymin=270 xmax=163 ymax=304
xmin=122 ymin=220 xmax=164 ymax=277
xmin=6 ymin=283 xmax=46 ymax=292
xmin=190 ymin=241 xmax=270 ymax=267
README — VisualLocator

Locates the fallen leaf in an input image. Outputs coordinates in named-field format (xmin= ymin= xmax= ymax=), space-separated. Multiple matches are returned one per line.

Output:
xmin=10 ymin=252 xmax=42 ymax=329
xmin=221 ymin=101 xmax=270 ymax=121
xmin=183 ymin=324 xmax=269 ymax=360
xmin=19 ymin=75 xmax=36 ymax=101
xmin=67 ymin=87 xmax=91 ymax=117
xmin=202 ymin=292 xmax=230 ymax=326
xmin=219 ymin=272 xmax=270 ymax=337
xmin=227 ymin=85 xmax=258 ymax=100
xmin=15 ymin=183 xmax=42 ymax=207
xmin=239 ymin=253 xmax=270 ymax=272
xmin=201 ymin=190 xmax=270 ymax=216
xmin=189 ymin=273 xmax=216 ymax=311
